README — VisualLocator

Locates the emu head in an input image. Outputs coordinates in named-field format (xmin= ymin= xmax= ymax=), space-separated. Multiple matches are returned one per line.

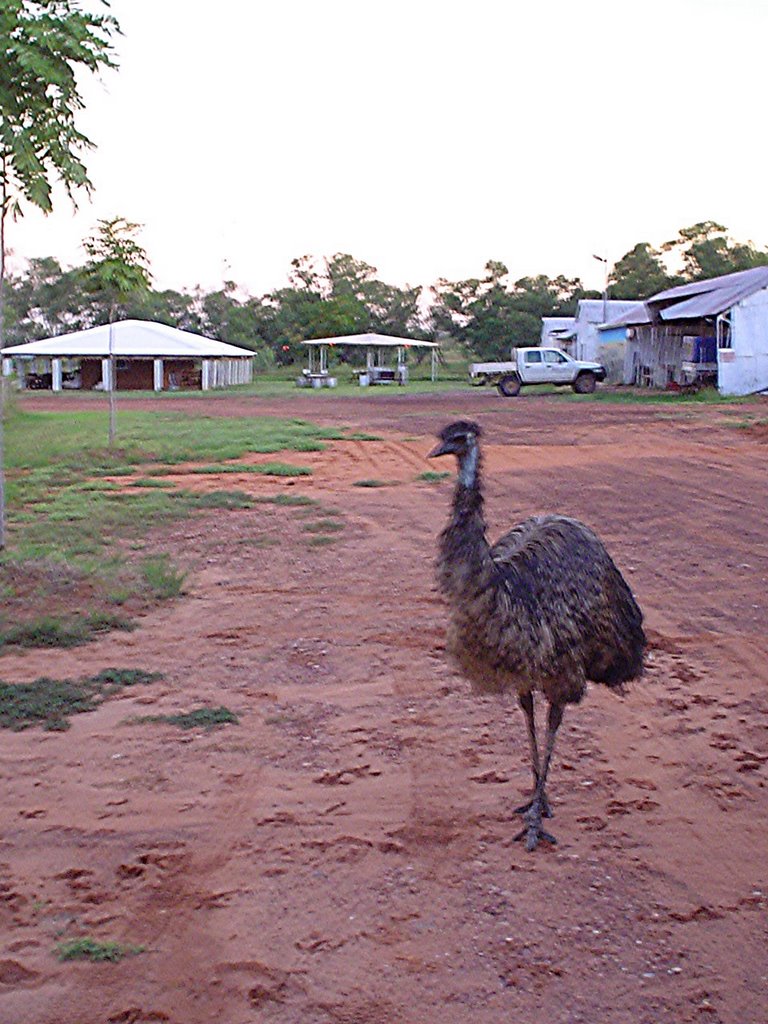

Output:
xmin=428 ymin=420 xmax=482 ymax=461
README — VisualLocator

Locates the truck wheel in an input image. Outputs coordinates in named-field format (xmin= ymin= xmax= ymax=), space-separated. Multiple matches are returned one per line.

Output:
xmin=572 ymin=372 xmax=596 ymax=394
xmin=497 ymin=375 xmax=521 ymax=397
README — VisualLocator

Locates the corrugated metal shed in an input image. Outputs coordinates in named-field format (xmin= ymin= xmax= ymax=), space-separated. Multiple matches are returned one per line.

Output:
xmin=541 ymin=317 xmax=576 ymax=343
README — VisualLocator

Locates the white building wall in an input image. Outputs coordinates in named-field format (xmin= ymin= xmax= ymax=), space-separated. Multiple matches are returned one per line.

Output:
xmin=540 ymin=317 xmax=575 ymax=347
xmin=574 ymin=300 xmax=644 ymax=363
xmin=719 ymin=287 xmax=768 ymax=396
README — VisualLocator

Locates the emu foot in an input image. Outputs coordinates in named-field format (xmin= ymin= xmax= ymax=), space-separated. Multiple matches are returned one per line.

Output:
xmin=514 ymin=792 xmax=553 ymax=819
xmin=513 ymin=799 xmax=557 ymax=852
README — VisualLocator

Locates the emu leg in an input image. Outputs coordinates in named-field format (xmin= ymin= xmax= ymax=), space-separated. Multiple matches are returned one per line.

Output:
xmin=514 ymin=701 xmax=563 ymax=851
xmin=513 ymin=692 xmax=553 ymax=819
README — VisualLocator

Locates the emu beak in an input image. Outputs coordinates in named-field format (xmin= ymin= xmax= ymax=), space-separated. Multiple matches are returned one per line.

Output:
xmin=427 ymin=440 xmax=450 ymax=458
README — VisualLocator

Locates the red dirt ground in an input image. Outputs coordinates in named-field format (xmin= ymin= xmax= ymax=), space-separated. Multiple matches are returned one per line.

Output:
xmin=1 ymin=389 xmax=767 ymax=1024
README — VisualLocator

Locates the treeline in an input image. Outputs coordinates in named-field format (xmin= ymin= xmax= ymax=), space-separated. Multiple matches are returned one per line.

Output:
xmin=4 ymin=221 xmax=767 ymax=364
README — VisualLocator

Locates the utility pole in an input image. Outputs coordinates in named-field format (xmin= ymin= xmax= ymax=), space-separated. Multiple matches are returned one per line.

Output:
xmin=592 ymin=253 xmax=609 ymax=324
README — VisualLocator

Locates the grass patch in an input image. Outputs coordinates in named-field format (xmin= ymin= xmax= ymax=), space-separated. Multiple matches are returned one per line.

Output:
xmin=57 ymin=937 xmax=144 ymax=962
xmin=4 ymin=409 xmax=337 ymax=558
xmin=130 ymin=705 xmax=239 ymax=731
xmin=242 ymin=462 xmax=311 ymax=477
xmin=0 ymin=408 xmax=345 ymax=640
xmin=728 ymin=416 xmax=768 ymax=430
xmin=255 ymin=493 xmax=317 ymax=507
xmin=0 ymin=612 xmax=134 ymax=650
xmin=249 ymin=536 xmax=279 ymax=548
xmin=180 ymin=489 xmax=253 ymax=510
xmin=185 ymin=462 xmax=312 ymax=477
xmin=559 ymin=386 xmax=753 ymax=405
xmin=302 ymin=519 xmax=345 ymax=534
xmin=140 ymin=555 xmax=187 ymax=599
xmin=417 ymin=470 xmax=451 ymax=483
xmin=0 ymin=668 xmax=162 ymax=731
xmin=129 ymin=478 xmax=173 ymax=488
xmin=306 ymin=535 xmax=338 ymax=547
xmin=352 ymin=479 xmax=389 ymax=488
xmin=345 ymin=432 xmax=384 ymax=441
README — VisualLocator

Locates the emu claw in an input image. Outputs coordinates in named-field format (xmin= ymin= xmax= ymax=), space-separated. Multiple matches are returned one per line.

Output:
xmin=513 ymin=798 xmax=557 ymax=851
xmin=514 ymin=823 xmax=558 ymax=851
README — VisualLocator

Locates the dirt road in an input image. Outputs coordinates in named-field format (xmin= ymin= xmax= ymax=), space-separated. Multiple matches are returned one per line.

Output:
xmin=1 ymin=390 xmax=766 ymax=1023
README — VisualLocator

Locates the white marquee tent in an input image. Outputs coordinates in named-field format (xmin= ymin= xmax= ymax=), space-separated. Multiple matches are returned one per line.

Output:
xmin=1 ymin=320 xmax=254 ymax=391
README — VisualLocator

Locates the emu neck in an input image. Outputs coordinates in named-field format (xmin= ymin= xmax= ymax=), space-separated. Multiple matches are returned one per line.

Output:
xmin=438 ymin=446 xmax=494 ymax=601
xmin=457 ymin=443 xmax=480 ymax=489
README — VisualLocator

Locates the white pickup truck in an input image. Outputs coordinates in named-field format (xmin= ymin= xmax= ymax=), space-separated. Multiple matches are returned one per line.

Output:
xmin=469 ymin=347 xmax=607 ymax=397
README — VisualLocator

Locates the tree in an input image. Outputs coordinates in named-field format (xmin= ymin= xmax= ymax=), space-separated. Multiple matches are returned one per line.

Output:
xmin=256 ymin=253 xmax=424 ymax=365
xmin=430 ymin=262 xmax=587 ymax=360
xmin=0 ymin=0 xmax=118 ymax=548
xmin=2 ymin=256 xmax=85 ymax=342
xmin=609 ymin=242 xmax=677 ymax=299
xmin=81 ymin=217 xmax=151 ymax=444
xmin=0 ymin=0 xmax=119 ymax=345
xmin=662 ymin=222 xmax=768 ymax=281
xmin=198 ymin=282 xmax=264 ymax=350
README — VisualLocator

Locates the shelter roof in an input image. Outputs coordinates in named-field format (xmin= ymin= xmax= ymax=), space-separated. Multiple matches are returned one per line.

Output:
xmin=302 ymin=333 xmax=438 ymax=348
xmin=2 ymin=320 xmax=254 ymax=358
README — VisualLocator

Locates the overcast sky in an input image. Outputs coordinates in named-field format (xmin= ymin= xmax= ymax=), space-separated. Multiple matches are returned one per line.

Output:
xmin=8 ymin=0 xmax=768 ymax=297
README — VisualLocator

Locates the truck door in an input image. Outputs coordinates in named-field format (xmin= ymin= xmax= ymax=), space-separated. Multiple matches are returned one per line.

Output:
xmin=521 ymin=349 xmax=547 ymax=382
xmin=543 ymin=349 xmax=573 ymax=383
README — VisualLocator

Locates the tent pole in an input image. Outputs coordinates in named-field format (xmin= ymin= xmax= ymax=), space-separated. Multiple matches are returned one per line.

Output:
xmin=108 ymin=321 xmax=117 ymax=446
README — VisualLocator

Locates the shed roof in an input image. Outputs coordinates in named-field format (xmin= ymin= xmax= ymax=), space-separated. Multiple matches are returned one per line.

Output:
xmin=2 ymin=320 xmax=254 ymax=358
xmin=541 ymin=316 xmax=575 ymax=332
xmin=655 ymin=267 xmax=768 ymax=320
xmin=599 ymin=302 xmax=652 ymax=329
xmin=576 ymin=299 xmax=642 ymax=324
xmin=303 ymin=332 xmax=438 ymax=348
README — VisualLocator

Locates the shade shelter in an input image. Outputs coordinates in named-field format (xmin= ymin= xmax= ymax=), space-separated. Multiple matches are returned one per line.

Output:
xmin=1 ymin=319 xmax=254 ymax=392
xmin=300 ymin=333 xmax=439 ymax=387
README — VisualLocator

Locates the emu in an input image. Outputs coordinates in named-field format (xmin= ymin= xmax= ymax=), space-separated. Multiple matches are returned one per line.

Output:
xmin=428 ymin=420 xmax=645 ymax=850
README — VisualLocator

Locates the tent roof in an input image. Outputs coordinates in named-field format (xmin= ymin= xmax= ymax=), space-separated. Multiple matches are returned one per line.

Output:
xmin=2 ymin=320 xmax=254 ymax=358
xmin=303 ymin=332 xmax=438 ymax=348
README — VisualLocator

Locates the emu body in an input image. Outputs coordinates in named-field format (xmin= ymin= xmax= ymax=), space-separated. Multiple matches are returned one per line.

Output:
xmin=429 ymin=420 xmax=645 ymax=850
